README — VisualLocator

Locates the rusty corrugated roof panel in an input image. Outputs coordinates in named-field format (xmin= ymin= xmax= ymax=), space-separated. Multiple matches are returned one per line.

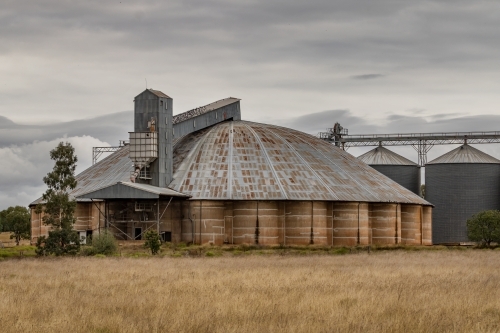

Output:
xmin=30 ymin=146 xmax=132 ymax=205
xmin=357 ymin=146 xmax=418 ymax=166
xmin=172 ymin=97 xmax=240 ymax=124
xmin=171 ymin=121 xmax=430 ymax=205
xmin=148 ymin=89 xmax=170 ymax=98
xmin=427 ymin=144 xmax=500 ymax=165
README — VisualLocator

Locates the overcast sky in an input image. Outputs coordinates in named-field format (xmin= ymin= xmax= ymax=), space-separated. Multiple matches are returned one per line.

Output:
xmin=1 ymin=0 xmax=500 ymax=209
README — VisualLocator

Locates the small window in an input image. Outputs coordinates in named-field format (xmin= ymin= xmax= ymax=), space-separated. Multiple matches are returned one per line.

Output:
xmin=165 ymin=101 xmax=168 ymax=110
xmin=193 ymin=120 xmax=196 ymax=128
xmin=165 ymin=147 xmax=168 ymax=154
xmin=216 ymin=113 xmax=218 ymax=119
xmin=165 ymin=117 xmax=168 ymax=125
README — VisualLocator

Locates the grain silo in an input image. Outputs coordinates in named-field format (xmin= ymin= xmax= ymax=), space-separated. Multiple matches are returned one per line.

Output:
xmin=357 ymin=145 xmax=421 ymax=195
xmin=30 ymin=89 xmax=433 ymax=246
xmin=426 ymin=144 xmax=500 ymax=244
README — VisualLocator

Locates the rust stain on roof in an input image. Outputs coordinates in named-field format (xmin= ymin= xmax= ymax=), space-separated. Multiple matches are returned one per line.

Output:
xmin=171 ymin=121 xmax=430 ymax=205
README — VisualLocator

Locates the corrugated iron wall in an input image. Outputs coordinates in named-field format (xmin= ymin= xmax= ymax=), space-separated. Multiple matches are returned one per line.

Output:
xmin=369 ymin=165 xmax=421 ymax=196
xmin=426 ymin=163 xmax=500 ymax=244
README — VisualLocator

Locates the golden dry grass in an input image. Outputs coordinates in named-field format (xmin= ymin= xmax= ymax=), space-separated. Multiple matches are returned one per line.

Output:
xmin=1 ymin=251 xmax=500 ymax=333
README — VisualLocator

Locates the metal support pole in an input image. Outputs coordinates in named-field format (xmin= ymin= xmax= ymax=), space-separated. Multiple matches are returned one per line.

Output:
xmin=411 ymin=140 xmax=433 ymax=166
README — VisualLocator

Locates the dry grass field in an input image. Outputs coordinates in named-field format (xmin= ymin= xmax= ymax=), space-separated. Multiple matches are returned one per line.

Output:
xmin=0 ymin=232 xmax=30 ymax=247
xmin=1 ymin=251 xmax=500 ymax=333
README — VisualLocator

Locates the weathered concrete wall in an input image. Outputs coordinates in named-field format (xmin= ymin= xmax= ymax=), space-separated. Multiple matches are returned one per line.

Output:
xmin=369 ymin=203 xmax=400 ymax=245
xmin=32 ymin=199 xmax=432 ymax=246
xmin=422 ymin=206 xmax=433 ymax=245
xmin=401 ymin=205 xmax=422 ymax=245
xmin=331 ymin=202 xmax=359 ymax=246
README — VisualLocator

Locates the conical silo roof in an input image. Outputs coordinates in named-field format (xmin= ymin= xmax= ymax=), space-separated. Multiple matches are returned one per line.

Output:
xmin=427 ymin=144 xmax=500 ymax=165
xmin=357 ymin=146 xmax=418 ymax=166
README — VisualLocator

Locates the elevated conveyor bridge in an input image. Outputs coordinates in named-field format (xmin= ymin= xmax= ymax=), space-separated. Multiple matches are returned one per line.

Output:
xmin=318 ymin=123 xmax=500 ymax=165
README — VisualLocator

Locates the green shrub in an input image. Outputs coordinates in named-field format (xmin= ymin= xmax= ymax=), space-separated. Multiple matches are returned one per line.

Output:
xmin=80 ymin=246 xmax=96 ymax=256
xmin=91 ymin=231 xmax=118 ymax=255
xmin=144 ymin=230 xmax=162 ymax=255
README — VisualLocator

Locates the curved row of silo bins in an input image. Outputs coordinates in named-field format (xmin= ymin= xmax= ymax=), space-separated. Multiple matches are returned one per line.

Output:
xmin=357 ymin=144 xmax=500 ymax=244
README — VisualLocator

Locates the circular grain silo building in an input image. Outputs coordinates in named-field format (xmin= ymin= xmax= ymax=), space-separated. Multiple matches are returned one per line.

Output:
xmin=357 ymin=146 xmax=421 ymax=195
xmin=30 ymin=90 xmax=433 ymax=247
xmin=426 ymin=144 xmax=500 ymax=244
xmin=168 ymin=121 xmax=432 ymax=246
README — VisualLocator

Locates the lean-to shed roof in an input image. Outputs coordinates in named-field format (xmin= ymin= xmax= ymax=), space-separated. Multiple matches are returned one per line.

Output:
xmin=427 ymin=144 xmax=500 ymax=165
xmin=76 ymin=181 xmax=190 ymax=199
xmin=357 ymin=146 xmax=418 ymax=166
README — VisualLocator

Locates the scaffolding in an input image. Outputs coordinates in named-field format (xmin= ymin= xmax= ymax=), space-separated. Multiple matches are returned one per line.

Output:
xmin=90 ymin=198 xmax=173 ymax=241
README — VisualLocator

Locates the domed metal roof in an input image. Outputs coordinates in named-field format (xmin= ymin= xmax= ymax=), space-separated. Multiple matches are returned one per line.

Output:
xmin=357 ymin=146 xmax=418 ymax=166
xmin=170 ymin=121 xmax=429 ymax=204
xmin=427 ymin=144 xmax=500 ymax=165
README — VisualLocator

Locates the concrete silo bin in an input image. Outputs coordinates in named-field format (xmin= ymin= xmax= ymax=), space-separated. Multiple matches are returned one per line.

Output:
xmin=358 ymin=146 xmax=421 ymax=195
xmin=426 ymin=144 xmax=500 ymax=244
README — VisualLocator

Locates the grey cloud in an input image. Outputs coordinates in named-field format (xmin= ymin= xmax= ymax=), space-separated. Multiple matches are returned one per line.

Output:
xmin=1 ymin=1 xmax=500 ymax=127
xmin=0 ymin=110 xmax=133 ymax=210
xmin=427 ymin=113 xmax=465 ymax=120
xmin=0 ymin=111 xmax=132 ymax=147
xmin=406 ymin=108 xmax=425 ymax=114
xmin=350 ymin=74 xmax=385 ymax=80
xmin=276 ymin=110 xmax=500 ymax=164
xmin=0 ymin=116 xmax=17 ymax=129
xmin=0 ymin=135 xmax=109 ymax=210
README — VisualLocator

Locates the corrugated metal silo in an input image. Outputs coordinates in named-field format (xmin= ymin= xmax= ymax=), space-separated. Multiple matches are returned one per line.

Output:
xmin=426 ymin=144 xmax=500 ymax=244
xmin=358 ymin=146 xmax=421 ymax=195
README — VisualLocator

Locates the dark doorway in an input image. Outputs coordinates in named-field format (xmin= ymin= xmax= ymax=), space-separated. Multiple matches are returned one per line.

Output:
xmin=161 ymin=232 xmax=172 ymax=242
xmin=86 ymin=230 xmax=93 ymax=241
xmin=134 ymin=227 xmax=142 ymax=240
